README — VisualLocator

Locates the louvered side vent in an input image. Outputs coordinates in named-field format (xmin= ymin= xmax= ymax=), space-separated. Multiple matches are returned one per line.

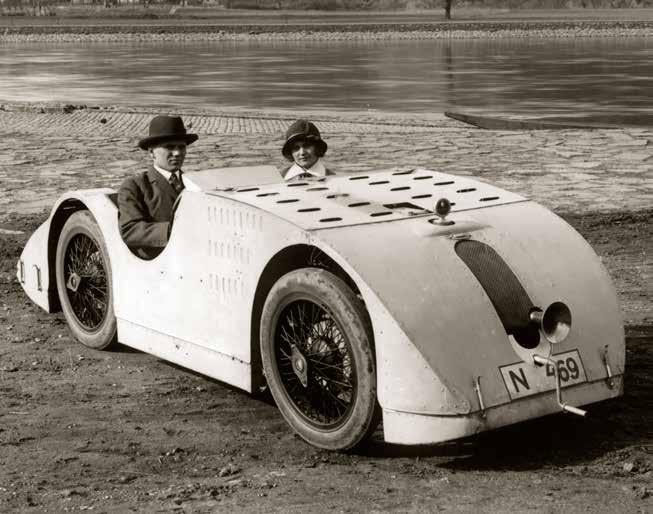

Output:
xmin=455 ymin=240 xmax=540 ymax=349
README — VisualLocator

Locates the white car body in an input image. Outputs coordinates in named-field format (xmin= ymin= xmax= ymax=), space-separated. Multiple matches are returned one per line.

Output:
xmin=18 ymin=166 xmax=624 ymax=445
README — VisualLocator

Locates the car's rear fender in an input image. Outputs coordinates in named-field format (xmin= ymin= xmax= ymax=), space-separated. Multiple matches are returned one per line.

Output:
xmin=315 ymin=200 xmax=624 ymax=418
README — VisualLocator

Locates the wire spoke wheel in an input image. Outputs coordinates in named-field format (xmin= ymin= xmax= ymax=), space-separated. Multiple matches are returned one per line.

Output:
xmin=56 ymin=211 xmax=117 ymax=350
xmin=63 ymin=233 xmax=108 ymax=331
xmin=261 ymin=268 xmax=379 ymax=451
xmin=275 ymin=299 xmax=355 ymax=429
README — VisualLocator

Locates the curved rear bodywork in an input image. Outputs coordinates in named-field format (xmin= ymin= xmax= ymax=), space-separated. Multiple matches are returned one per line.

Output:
xmin=17 ymin=167 xmax=624 ymax=446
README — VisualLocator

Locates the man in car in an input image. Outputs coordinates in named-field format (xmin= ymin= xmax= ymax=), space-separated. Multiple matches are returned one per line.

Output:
xmin=118 ymin=115 xmax=198 ymax=259
xmin=280 ymin=119 xmax=334 ymax=181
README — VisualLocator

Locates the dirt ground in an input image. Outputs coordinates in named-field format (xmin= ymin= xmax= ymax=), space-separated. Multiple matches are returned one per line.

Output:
xmin=0 ymin=108 xmax=652 ymax=512
xmin=1 ymin=210 xmax=652 ymax=513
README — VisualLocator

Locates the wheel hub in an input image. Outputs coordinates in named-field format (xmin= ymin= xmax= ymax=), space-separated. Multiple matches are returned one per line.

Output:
xmin=291 ymin=345 xmax=308 ymax=388
xmin=66 ymin=272 xmax=81 ymax=292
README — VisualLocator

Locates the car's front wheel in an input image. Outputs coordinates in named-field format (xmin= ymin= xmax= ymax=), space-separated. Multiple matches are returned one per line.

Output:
xmin=260 ymin=268 xmax=379 ymax=451
xmin=55 ymin=210 xmax=117 ymax=350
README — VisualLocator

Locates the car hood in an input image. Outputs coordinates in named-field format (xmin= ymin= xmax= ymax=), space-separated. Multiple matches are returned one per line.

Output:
xmin=203 ymin=168 xmax=525 ymax=231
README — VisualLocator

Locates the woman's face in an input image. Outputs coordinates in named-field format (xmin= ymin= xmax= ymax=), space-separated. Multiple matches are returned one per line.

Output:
xmin=291 ymin=140 xmax=318 ymax=169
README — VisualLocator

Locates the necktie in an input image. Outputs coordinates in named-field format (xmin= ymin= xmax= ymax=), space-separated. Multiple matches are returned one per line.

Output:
xmin=169 ymin=172 xmax=184 ymax=194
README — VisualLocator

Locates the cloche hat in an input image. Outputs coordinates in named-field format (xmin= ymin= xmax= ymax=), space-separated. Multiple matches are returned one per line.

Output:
xmin=282 ymin=119 xmax=328 ymax=160
xmin=138 ymin=115 xmax=198 ymax=150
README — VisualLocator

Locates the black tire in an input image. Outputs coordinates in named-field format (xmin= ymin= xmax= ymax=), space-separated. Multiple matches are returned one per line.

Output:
xmin=55 ymin=211 xmax=117 ymax=350
xmin=260 ymin=268 xmax=380 ymax=451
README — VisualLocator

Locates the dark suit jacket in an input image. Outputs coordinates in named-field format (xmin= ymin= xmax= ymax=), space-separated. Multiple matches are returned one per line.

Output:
xmin=118 ymin=166 xmax=179 ymax=259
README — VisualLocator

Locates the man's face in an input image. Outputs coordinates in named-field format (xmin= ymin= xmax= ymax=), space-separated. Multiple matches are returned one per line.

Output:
xmin=291 ymin=140 xmax=318 ymax=169
xmin=149 ymin=139 xmax=187 ymax=172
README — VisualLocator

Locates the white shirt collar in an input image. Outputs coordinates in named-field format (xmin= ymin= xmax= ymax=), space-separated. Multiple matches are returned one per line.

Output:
xmin=284 ymin=159 xmax=327 ymax=181
xmin=152 ymin=164 xmax=200 ymax=192
xmin=153 ymin=163 xmax=176 ymax=181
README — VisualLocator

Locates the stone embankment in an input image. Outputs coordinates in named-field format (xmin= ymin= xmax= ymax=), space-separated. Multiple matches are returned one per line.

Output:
xmin=1 ymin=105 xmax=650 ymax=215
xmin=2 ymin=20 xmax=652 ymax=42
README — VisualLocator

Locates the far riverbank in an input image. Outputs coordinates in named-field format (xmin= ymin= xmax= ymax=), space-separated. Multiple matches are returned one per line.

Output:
xmin=2 ymin=8 xmax=653 ymax=41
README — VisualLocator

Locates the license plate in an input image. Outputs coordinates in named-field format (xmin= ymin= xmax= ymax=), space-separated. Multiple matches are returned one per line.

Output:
xmin=500 ymin=350 xmax=587 ymax=400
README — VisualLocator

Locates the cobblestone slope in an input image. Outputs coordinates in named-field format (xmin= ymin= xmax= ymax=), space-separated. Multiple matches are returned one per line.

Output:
xmin=1 ymin=108 xmax=650 ymax=216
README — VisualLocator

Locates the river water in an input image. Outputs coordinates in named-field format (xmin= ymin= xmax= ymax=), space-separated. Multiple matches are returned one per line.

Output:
xmin=1 ymin=37 xmax=651 ymax=125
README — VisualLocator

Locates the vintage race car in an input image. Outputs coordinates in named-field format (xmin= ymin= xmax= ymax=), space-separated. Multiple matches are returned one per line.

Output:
xmin=17 ymin=166 xmax=624 ymax=450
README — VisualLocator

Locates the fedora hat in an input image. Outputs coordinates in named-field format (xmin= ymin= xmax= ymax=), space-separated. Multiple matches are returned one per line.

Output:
xmin=138 ymin=115 xmax=198 ymax=150
xmin=282 ymin=119 xmax=327 ymax=160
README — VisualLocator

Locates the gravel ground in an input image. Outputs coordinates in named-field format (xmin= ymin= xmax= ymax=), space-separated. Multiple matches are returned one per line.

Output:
xmin=2 ymin=27 xmax=651 ymax=43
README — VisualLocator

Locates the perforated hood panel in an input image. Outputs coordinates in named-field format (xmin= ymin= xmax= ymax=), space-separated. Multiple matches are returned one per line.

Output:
xmin=207 ymin=168 xmax=525 ymax=231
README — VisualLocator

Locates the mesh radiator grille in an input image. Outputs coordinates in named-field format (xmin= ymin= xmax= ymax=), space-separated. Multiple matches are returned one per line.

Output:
xmin=455 ymin=240 xmax=539 ymax=348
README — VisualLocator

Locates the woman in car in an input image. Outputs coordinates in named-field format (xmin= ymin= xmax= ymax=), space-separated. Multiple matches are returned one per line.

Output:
xmin=280 ymin=119 xmax=334 ymax=181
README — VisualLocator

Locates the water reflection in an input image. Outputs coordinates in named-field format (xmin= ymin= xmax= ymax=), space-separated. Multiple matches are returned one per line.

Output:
xmin=0 ymin=37 xmax=651 ymax=124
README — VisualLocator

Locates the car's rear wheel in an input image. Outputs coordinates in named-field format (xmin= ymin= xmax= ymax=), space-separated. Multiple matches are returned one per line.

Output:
xmin=260 ymin=268 xmax=379 ymax=451
xmin=55 ymin=210 xmax=117 ymax=350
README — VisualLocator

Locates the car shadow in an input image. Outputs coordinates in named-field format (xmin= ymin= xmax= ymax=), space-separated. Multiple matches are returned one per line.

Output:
xmin=105 ymin=324 xmax=651 ymax=470
xmin=357 ymin=325 xmax=653 ymax=470
xmin=112 ymin=342 xmax=142 ymax=353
